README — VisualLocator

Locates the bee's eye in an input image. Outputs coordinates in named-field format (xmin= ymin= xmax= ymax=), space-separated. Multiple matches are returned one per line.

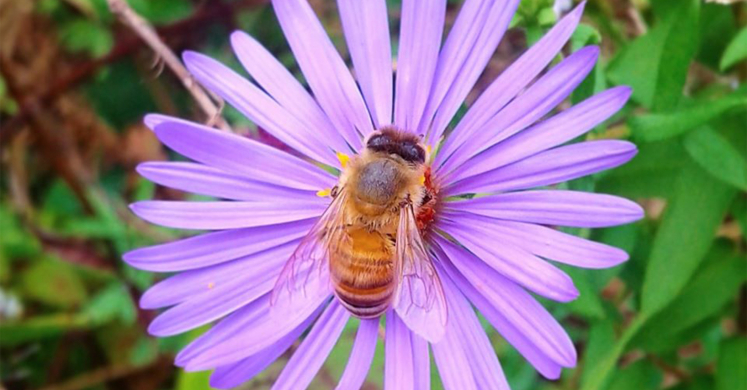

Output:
xmin=399 ymin=142 xmax=425 ymax=164
xmin=367 ymin=134 xmax=391 ymax=151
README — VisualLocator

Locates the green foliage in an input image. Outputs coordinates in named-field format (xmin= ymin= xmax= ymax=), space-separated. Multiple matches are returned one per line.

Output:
xmin=628 ymin=91 xmax=747 ymax=142
xmin=633 ymin=241 xmax=746 ymax=352
xmin=717 ymin=338 xmax=747 ymax=390
xmin=20 ymin=258 xmax=88 ymax=309
xmin=59 ymin=18 xmax=113 ymax=57
xmin=641 ymin=162 xmax=737 ymax=315
xmin=607 ymin=0 xmax=699 ymax=110
xmin=721 ymin=27 xmax=747 ymax=71
xmin=607 ymin=360 xmax=661 ymax=390
xmin=684 ymin=126 xmax=747 ymax=191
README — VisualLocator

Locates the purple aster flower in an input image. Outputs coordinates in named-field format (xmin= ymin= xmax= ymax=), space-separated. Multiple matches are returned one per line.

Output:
xmin=125 ymin=0 xmax=644 ymax=388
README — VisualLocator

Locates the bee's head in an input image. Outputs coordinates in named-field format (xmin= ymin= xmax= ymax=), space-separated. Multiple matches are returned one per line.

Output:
xmin=365 ymin=128 xmax=426 ymax=164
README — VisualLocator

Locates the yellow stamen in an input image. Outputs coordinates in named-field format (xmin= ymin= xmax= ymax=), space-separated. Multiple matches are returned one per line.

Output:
xmin=337 ymin=152 xmax=350 ymax=168
xmin=426 ymin=145 xmax=432 ymax=155
xmin=317 ymin=188 xmax=332 ymax=197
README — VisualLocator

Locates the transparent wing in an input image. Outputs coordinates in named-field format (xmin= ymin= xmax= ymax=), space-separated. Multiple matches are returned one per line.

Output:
xmin=393 ymin=201 xmax=447 ymax=343
xmin=270 ymin=188 xmax=349 ymax=311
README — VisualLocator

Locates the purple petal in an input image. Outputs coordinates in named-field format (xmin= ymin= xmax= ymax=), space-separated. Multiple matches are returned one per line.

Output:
xmin=137 ymin=162 xmax=317 ymax=201
xmin=180 ymin=271 xmax=332 ymax=370
xmin=336 ymin=319 xmax=379 ymax=390
xmin=439 ymin=45 xmax=600 ymax=177
xmin=123 ymin=220 xmax=312 ymax=272
xmin=337 ymin=0 xmax=393 ymax=127
xmin=438 ymin=218 xmax=579 ymax=302
xmin=446 ymin=190 xmax=643 ymax=228
xmin=130 ymin=199 xmax=326 ymax=230
xmin=183 ymin=51 xmax=338 ymax=166
xmin=229 ymin=31 xmax=350 ymax=154
xmin=176 ymin=295 xmax=271 ymax=367
xmin=412 ymin=333 xmax=430 ymax=390
xmin=209 ymin=310 xmax=317 ymax=389
xmin=434 ymin=250 xmax=563 ymax=379
xmin=439 ymin=270 xmax=510 ymax=389
xmin=445 ymin=86 xmax=631 ymax=183
xmin=434 ymin=237 xmax=576 ymax=373
xmin=394 ymin=0 xmax=446 ymax=132
xmin=272 ymin=0 xmax=372 ymax=147
xmin=446 ymin=140 xmax=638 ymax=195
xmin=435 ymin=2 xmax=585 ymax=168
xmin=421 ymin=0 xmax=520 ymax=144
xmin=147 ymin=249 xmax=287 ymax=336
xmin=454 ymin=215 xmax=629 ymax=268
xmin=385 ymin=312 xmax=414 ymax=390
xmin=153 ymin=119 xmax=335 ymax=191
xmin=140 ymin=241 xmax=296 ymax=309
xmin=273 ymin=300 xmax=350 ymax=390
xmin=432 ymin=288 xmax=479 ymax=390
xmin=143 ymin=113 xmax=173 ymax=129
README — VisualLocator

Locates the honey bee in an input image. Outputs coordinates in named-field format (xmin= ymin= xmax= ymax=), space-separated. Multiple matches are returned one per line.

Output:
xmin=271 ymin=127 xmax=447 ymax=342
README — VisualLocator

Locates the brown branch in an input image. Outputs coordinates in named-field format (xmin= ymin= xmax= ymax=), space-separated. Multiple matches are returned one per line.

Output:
xmin=106 ymin=0 xmax=232 ymax=132
xmin=0 ymin=57 xmax=95 ymax=213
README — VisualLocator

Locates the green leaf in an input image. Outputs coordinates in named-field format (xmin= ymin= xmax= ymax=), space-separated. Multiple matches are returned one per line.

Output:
xmin=176 ymin=371 xmax=213 ymax=390
xmin=581 ymin=319 xmax=615 ymax=386
xmin=571 ymin=24 xmax=602 ymax=52
xmin=20 ymin=258 xmax=88 ymax=308
xmin=629 ymin=92 xmax=747 ymax=142
xmin=732 ymin=197 xmax=747 ymax=243
xmin=720 ymin=27 xmax=747 ymax=71
xmin=564 ymin=267 xmax=605 ymax=319
xmin=597 ymin=139 xmax=687 ymax=199
xmin=607 ymin=360 xmax=662 ymax=390
xmin=0 ymin=313 xmax=92 ymax=346
xmin=670 ymin=375 xmax=716 ymax=390
xmin=607 ymin=0 xmax=699 ymax=111
xmin=59 ymin=19 xmax=113 ymax=57
xmin=0 ymin=204 xmax=41 ymax=260
xmin=127 ymin=0 xmax=194 ymax=24
xmin=580 ymin=316 xmax=649 ymax=390
xmin=697 ymin=3 xmax=737 ymax=70
xmin=716 ymin=338 xmax=747 ymax=390
xmin=82 ymin=282 xmax=137 ymax=326
xmin=633 ymin=241 xmax=746 ymax=352
xmin=641 ymin=161 xmax=736 ymax=315
xmin=684 ymin=126 xmax=747 ymax=191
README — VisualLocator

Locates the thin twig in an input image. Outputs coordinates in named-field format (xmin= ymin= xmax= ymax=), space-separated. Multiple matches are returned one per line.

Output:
xmin=106 ymin=0 xmax=232 ymax=132
xmin=625 ymin=4 xmax=647 ymax=36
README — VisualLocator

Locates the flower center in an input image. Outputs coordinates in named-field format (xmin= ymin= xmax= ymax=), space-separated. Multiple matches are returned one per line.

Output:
xmin=416 ymin=166 xmax=440 ymax=233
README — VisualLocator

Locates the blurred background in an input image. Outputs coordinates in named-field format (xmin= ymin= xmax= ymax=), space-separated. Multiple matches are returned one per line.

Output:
xmin=0 ymin=0 xmax=745 ymax=389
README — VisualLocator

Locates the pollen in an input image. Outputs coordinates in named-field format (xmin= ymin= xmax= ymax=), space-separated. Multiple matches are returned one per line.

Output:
xmin=207 ymin=282 xmax=215 ymax=289
xmin=317 ymin=188 xmax=332 ymax=197
xmin=419 ymin=175 xmax=426 ymax=185
xmin=337 ymin=152 xmax=350 ymax=169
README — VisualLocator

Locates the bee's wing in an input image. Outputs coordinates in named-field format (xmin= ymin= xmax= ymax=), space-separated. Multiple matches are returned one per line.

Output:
xmin=393 ymin=202 xmax=447 ymax=343
xmin=270 ymin=188 xmax=349 ymax=312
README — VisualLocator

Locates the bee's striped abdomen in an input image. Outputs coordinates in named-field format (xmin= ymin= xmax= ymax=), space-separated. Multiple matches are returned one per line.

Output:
xmin=330 ymin=227 xmax=395 ymax=318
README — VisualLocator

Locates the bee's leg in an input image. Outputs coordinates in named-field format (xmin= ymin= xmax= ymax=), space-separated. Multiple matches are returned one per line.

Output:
xmin=330 ymin=185 xmax=340 ymax=198
xmin=399 ymin=194 xmax=413 ymax=209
